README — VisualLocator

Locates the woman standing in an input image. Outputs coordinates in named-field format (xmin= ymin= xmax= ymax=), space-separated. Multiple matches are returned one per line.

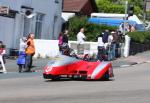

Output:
xmin=25 ymin=33 xmax=35 ymax=72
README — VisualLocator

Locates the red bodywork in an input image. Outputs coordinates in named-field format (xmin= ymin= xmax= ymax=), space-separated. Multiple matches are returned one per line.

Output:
xmin=43 ymin=55 xmax=114 ymax=80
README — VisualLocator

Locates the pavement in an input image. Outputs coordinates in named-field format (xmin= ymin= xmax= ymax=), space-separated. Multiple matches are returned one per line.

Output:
xmin=112 ymin=50 xmax=150 ymax=68
xmin=1 ymin=50 xmax=150 ymax=73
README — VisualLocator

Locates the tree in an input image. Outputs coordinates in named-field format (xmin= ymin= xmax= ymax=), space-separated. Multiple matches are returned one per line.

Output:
xmin=96 ymin=0 xmax=142 ymax=15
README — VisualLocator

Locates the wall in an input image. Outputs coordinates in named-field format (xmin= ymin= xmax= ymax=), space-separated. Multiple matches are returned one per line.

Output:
xmin=34 ymin=39 xmax=129 ymax=58
xmin=34 ymin=39 xmax=98 ymax=58
xmin=0 ymin=16 xmax=15 ymax=52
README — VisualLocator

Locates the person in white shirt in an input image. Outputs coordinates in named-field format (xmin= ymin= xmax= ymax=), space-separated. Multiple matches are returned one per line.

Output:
xmin=77 ymin=28 xmax=86 ymax=54
xmin=19 ymin=37 xmax=27 ymax=52
xmin=98 ymin=36 xmax=104 ymax=47
xmin=17 ymin=37 xmax=27 ymax=73
xmin=97 ymin=35 xmax=105 ymax=61
xmin=0 ymin=41 xmax=6 ymax=73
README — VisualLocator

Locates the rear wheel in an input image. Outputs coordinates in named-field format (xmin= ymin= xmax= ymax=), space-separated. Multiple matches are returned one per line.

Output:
xmin=51 ymin=75 xmax=60 ymax=81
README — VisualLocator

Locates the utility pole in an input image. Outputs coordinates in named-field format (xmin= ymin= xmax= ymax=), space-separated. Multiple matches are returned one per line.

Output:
xmin=123 ymin=0 xmax=128 ymax=35
xmin=143 ymin=0 xmax=147 ymax=22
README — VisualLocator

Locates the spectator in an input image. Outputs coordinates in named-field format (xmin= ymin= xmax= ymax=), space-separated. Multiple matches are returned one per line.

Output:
xmin=119 ymin=22 xmax=131 ymax=33
xmin=97 ymin=34 xmax=105 ymax=61
xmin=17 ymin=37 xmax=27 ymax=73
xmin=102 ymin=30 xmax=110 ymax=43
xmin=130 ymin=25 xmax=135 ymax=32
xmin=108 ymin=31 xmax=118 ymax=60
xmin=107 ymin=32 xmax=113 ymax=61
xmin=63 ymin=30 xmax=69 ymax=44
xmin=25 ymin=33 xmax=35 ymax=72
xmin=61 ymin=30 xmax=70 ymax=55
xmin=0 ymin=41 xmax=6 ymax=73
xmin=77 ymin=27 xmax=86 ymax=55
xmin=58 ymin=32 xmax=63 ymax=52
xmin=119 ymin=23 xmax=124 ymax=33
xmin=116 ymin=31 xmax=124 ymax=57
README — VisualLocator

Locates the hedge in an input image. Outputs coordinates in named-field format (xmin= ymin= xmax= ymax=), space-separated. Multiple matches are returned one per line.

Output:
xmin=128 ymin=31 xmax=150 ymax=55
xmin=67 ymin=16 xmax=117 ymax=42
xmin=128 ymin=31 xmax=150 ymax=43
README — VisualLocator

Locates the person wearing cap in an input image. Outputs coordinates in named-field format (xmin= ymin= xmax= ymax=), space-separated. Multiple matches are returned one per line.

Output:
xmin=108 ymin=31 xmax=118 ymax=60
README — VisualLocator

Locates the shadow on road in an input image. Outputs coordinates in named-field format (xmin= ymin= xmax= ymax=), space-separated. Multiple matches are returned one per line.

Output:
xmin=44 ymin=78 xmax=115 ymax=82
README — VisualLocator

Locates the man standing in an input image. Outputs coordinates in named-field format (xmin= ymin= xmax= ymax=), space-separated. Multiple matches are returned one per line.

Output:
xmin=77 ymin=28 xmax=86 ymax=55
xmin=102 ymin=30 xmax=110 ymax=43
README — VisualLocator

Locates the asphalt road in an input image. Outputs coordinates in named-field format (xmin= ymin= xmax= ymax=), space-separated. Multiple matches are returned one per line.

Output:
xmin=0 ymin=62 xmax=150 ymax=103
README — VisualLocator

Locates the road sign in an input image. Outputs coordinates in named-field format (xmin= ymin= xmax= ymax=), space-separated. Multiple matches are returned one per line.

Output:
xmin=0 ymin=6 xmax=9 ymax=14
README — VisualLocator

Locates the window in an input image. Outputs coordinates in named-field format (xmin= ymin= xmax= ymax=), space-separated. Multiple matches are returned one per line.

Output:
xmin=35 ymin=13 xmax=44 ymax=39
xmin=55 ymin=0 xmax=59 ymax=4
xmin=52 ymin=15 xmax=58 ymax=39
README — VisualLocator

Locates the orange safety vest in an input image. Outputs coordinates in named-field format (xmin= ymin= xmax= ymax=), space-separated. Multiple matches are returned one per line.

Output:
xmin=25 ymin=38 xmax=35 ymax=55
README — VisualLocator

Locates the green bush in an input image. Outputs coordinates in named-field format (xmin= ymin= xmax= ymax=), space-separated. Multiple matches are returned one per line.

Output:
xmin=67 ymin=16 xmax=117 ymax=42
xmin=128 ymin=31 xmax=150 ymax=43
xmin=96 ymin=0 xmax=142 ymax=15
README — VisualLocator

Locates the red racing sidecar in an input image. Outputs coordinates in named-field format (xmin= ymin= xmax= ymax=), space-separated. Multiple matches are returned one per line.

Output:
xmin=43 ymin=55 xmax=114 ymax=80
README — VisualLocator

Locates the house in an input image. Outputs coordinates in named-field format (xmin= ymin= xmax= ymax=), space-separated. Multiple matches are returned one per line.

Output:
xmin=62 ymin=0 xmax=98 ymax=22
xmin=62 ymin=0 xmax=98 ymax=29
xmin=0 ymin=0 xmax=62 ymax=53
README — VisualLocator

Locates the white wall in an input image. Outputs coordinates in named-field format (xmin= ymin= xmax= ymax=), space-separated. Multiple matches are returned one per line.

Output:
xmin=34 ymin=39 xmax=98 ymax=58
xmin=34 ymin=39 xmax=129 ymax=58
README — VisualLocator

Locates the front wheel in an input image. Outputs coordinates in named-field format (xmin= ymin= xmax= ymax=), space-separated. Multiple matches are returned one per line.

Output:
xmin=101 ymin=71 xmax=109 ymax=81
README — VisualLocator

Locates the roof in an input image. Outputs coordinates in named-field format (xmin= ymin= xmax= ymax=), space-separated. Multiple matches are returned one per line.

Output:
xmin=63 ymin=0 xmax=87 ymax=12
xmin=63 ymin=0 xmax=97 ymax=13
xmin=91 ymin=13 xmax=126 ymax=18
